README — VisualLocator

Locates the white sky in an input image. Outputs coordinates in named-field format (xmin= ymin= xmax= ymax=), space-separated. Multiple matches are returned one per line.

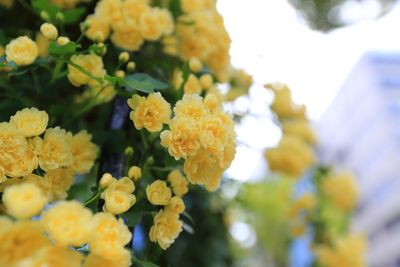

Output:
xmin=218 ymin=0 xmax=400 ymax=181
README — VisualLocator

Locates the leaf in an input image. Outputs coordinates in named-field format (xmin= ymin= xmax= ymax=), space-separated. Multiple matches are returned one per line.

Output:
xmin=132 ymin=255 xmax=159 ymax=267
xmin=168 ymin=0 xmax=182 ymax=18
xmin=124 ymin=73 xmax=168 ymax=94
xmin=63 ymin=7 xmax=86 ymax=24
xmin=122 ymin=210 xmax=143 ymax=227
xmin=49 ymin=41 xmax=77 ymax=56
xmin=104 ymin=74 xmax=125 ymax=86
xmin=32 ymin=0 xmax=60 ymax=18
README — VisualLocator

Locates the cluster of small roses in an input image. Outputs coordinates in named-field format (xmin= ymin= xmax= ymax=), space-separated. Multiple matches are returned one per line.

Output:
xmin=0 ymin=108 xmax=98 ymax=216
xmin=85 ymin=0 xmax=174 ymax=49
xmin=146 ymin=169 xmax=189 ymax=250
xmin=264 ymin=83 xmax=316 ymax=178
xmin=0 ymin=201 xmax=132 ymax=267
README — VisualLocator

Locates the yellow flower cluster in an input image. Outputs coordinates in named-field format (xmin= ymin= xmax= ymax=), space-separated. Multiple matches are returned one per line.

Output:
xmin=265 ymin=82 xmax=306 ymax=120
xmin=166 ymin=1 xmax=231 ymax=82
xmin=160 ymin=94 xmax=236 ymax=191
xmin=5 ymin=36 xmax=38 ymax=66
xmin=225 ymin=68 xmax=253 ymax=102
xmin=322 ymin=172 xmax=359 ymax=212
xmin=265 ymin=135 xmax=315 ymax=178
xmin=85 ymin=0 xmax=173 ymax=48
xmin=127 ymin=92 xmax=171 ymax=132
xmin=145 ymin=170 xmax=189 ymax=249
xmin=100 ymin=173 xmax=136 ymax=215
xmin=67 ymin=54 xmax=106 ymax=87
xmin=0 ymin=201 xmax=132 ymax=267
xmin=264 ymin=83 xmax=316 ymax=178
xmin=317 ymin=234 xmax=367 ymax=267
xmin=0 ymin=108 xmax=98 ymax=209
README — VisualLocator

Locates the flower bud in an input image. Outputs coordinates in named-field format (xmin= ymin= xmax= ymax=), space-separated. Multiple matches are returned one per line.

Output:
xmin=189 ymin=57 xmax=202 ymax=72
xmin=127 ymin=61 xmax=136 ymax=72
xmin=40 ymin=11 xmax=50 ymax=21
xmin=56 ymin=36 xmax=70 ymax=46
xmin=40 ymin=23 xmax=58 ymax=40
xmin=99 ymin=173 xmax=113 ymax=189
xmin=118 ymin=52 xmax=129 ymax=63
xmin=115 ymin=70 xmax=125 ymax=78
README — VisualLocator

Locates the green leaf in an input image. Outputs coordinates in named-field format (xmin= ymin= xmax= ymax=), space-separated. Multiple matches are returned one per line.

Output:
xmin=32 ymin=0 xmax=60 ymax=18
xmin=168 ymin=0 xmax=182 ymax=18
xmin=49 ymin=41 xmax=77 ymax=56
xmin=124 ymin=73 xmax=168 ymax=94
xmin=132 ymin=255 xmax=159 ymax=267
xmin=122 ymin=210 xmax=143 ymax=227
xmin=104 ymin=74 xmax=125 ymax=86
xmin=63 ymin=7 xmax=86 ymax=24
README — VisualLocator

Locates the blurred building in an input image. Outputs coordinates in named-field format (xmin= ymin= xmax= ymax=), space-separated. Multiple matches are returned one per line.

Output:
xmin=317 ymin=51 xmax=400 ymax=267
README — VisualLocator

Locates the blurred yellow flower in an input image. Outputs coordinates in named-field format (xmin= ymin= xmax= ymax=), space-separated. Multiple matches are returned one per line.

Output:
xmin=68 ymin=54 xmax=106 ymax=87
xmin=41 ymin=200 xmax=93 ymax=247
xmin=282 ymin=119 xmax=317 ymax=144
xmin=149 ymin=209 xmax=183 ymax=250
xmin=184 ymin=74 xmax=202 ymax=94
xmin=85 ymin=15 xmax=110 ymax=42
xmin=40 ymin=23 xmax=58 ymax=40
xmin=5 ymin=36 xmax=38 ymax=66
xmin=83 ymin=251 xmax=131 ymax=267
xmin=70 ymin=130 xmax=99 ymax=174
xmin=9 ymin=107 xmax=48 ymax=137
xmin=3 ymin=183 xmax=47 ymax=219
xmin=167 ymin=169 xmax=188 ymax=197
xmin=127 ymin=93 xmax=171 ymax=132
xmin=128 ymin=166 xmax=141 ymax=181
xmin=35 ymin=32 xmax=50 ymax=57
xmin=166 ymin=196 xmax=185 ymax=214
xmin=33 ymin=245 xmax=84 ymax=267
xmin=44 ymin=168 xmax=75 ymax=201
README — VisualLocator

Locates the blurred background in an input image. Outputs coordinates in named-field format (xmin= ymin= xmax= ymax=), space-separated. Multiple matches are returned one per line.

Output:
xmin=216 ymin=0 xmax=400 ymax=266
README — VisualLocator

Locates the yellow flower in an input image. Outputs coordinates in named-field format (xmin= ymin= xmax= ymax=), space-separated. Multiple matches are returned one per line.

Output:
xmin=35 ymin=32 xmax=50 ymax=57
xmin=322 ymin=173 xmax=359 ymax=212
xmin=84 ymin=251 xmax=132 ymax=267
xmin=166 ymin=196 xmax=185 ymax=214
xmin=181 ymin=0 xmax=207 ymax=13
xmin=204 ymin=93 xmax=220 ymax=112
xmin=287 ymin=193 xmax=316 ymax=218
xmin=41 ymin=200 xmax=93 ymax=247
xmin=85 ymin=15 xmax=110 ymax=42
xmin=0 ymin=216 xmax=13 ymax=237
xmin=103 ymin=190 xmax=136 ymax=215
xmin=89 ymin=212 xmax=132 ymax=260
xmin=0 ymin=221 xmax=51 ymax=267
xmin=94 ymin=0 xmax=123 ymax=26
xmin=57 ymin=36 xmax=70 ymax=46
xmin=149 ymin=209 xmax=183 ymax=250
xmin=67 ymin=54 xmax=106 ymax=87
xmin=5 ymin=36 xmax=38 ymax=66
xmin=81 ymin=84 xmax=117 ymax=104
xmin=199 ymin=74 xmax=213 ymax=89
xmin=140 ymin=7 xmax=173 ymax=41
xmin=3 ymin=183 xmax=47 ymax=219
xmin=160 ymin=117 xmax=200 ymax=160
xmin=184 ymin=74 xmax=202 ymax=94
xmin=33 ymin=127 xmax=73 ymax=171
xmin=317 ymin=234 xmax=367 ymax=267
xmin=9 ymin=107 xmax=48 ymax=137
xmin=189 ymin=57 xmax=203 ymax=72
xmin=184 ymin=149 xmax=225 ymax=191
xmin=107 ymin=177 xmax=135 ymax=194
xmin=33 ymin=245 xmax=84 ymax=267
xmin=146 ymin=180 xmax=172 ymax=205
xmin=173 ymin=94 xmax=209 ymax=121
xmin=171 ymin=68 xmax=184 ymax=90
xmin=127 ymin=93 xmax=171 ymax=132
xmin=40 ymin=23 xmax=58 ymax=40
xmin=99 ymin=173 xmax=113 ymax=188
xmin=0 ymin=122 xmax=38 ymax=177
xmin=70 ymin=130 xmax=98 ymax=174
xmin=44 ymin=168 xmax=75 ymax=201
xmin=128 ymin=166 xmax=141 ymax=181
xmin=167 ymin=169 xmax=188 ymax=197
xmin=111 ymin=29 xmax=144 ymax=51
xmin=21 ymin=173 xmax=51 ymax=199
xmin=282 ymin=119 xmax=316 ymax=144
xmin=199 ymin=113 xmax=230 ymax=155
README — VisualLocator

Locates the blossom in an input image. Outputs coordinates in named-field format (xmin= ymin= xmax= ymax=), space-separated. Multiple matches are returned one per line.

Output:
xmin=3 ymin=183 xmax=47 ymax=219
xmin=166 ymin=196 xmax=185 ymax=214
xmin=200 ymin=74 xmax=213 ymax=89
xmin=146 ymin=180 xmax=172 ymax=205
xmin=41 ymin=200 xmax=93 ymax=247
xmin=89 ymin=212 xmax=132 ymax=260
xmin=5 ymin=36 xmax=38 ymax=66
xmin=0 ymin=122 xmax=38 ymax=177
xmin=199 ymin=113 xmax=230 ymax=155
xmin=184 ymin=74 xmax=202 ymax=94
xmin=94 ymin=0 xmax=123 ymax=26
xmin=128 ymin=166 xmax=141 ymax=181
xmin=33 ymin=245 xmax=84 ymax=267
xmin=140 ymin=7 xmax=173 ymax=41
xmin=183 ymin=149 xmax=224 ymax=191
xmin=70 ymin=130 xmax=99 ymax=174
xmin=160 ymin=117 xmax=200 ymax=159
xmin=57 ymin=36 xmax=70 ymax=46
xmin=127 ymin=93 xmax=171 ymax=132
xmin=189 ymin=57 xmax=203 ymax=72
xmin=0 ymin=221 xmax=51 ymax=266
xmin=99 ymin=173 xmax=113 ymax=188
xmin=167 ymin=169 xmax=188 ymax=197
xmin=282 ymin=119 xmax=316 ymax=144
xmin=9 ymin=107 xmax=48 ymax=137
xmin=322 ymin=173 xmax=359 ymax=212
xmin=40 ymin=23 xmax=58 ymax=40
xmin=101 ymin=177 xmax=136 ymax=215
xmin=149 ymin=209 xmax=183 ymax=250
xmin=85 ymin=15 xmax=110 ymax=42
xmin=111 ymin=29 xmax=144 ymax=51
xmin=173 ymin=94 xmax=208 ymax=121
xmin=67 ymin=54 xmax=106 ymax=87
xmin=44 ymin=168 xmax=75 ymax=201
xmin=84 ymin=251 xmax=132 ymax=267
xmin=35 ymin=32 xmax=50 ymax=57
xmin=33 ymin=127 xmax=73 ymax=171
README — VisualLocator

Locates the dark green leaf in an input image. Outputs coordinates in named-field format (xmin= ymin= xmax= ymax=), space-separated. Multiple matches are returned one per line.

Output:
xmin=168 ymin=0 xmax=182 ymax=18
xmin=132 ymin=255 xmax=159 ymax=267
xmin=124 ymin=73 xmax=168 ymax=94
xmin=32 ymin=0 xmax=60 ymax=18
xmin=62 ymin=7 xmax=86 ymax=24
xmin=49 ymin=41 xmax=77 ymax=56
xmin=105 ymin=74 xmax=125 ymax=86
xmin=122 ymin=210 xmax=143 ymax=227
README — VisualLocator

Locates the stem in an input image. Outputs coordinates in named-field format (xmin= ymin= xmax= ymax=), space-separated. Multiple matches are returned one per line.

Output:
xmin=49 ymin=60 xmax=65 ymax=84
xmin=151 ymin=166 xmax=179 ymax=172
xmin=84 ymin=189 xmax=103 ymax=206
xmin=67 ymin=60 xmax=104 ymax=85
